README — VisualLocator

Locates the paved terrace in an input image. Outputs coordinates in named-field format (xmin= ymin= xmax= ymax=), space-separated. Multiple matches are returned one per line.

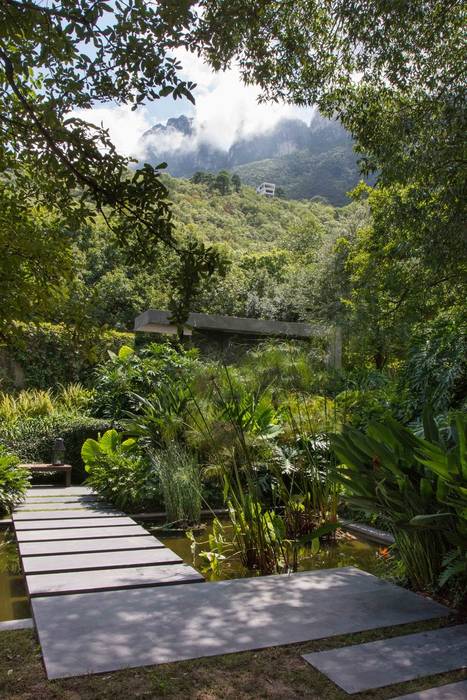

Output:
xmin=11 ymin=486 xmax=457 ymax=683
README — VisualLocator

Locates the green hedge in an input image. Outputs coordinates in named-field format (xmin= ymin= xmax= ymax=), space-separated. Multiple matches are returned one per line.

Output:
xmin=0 ymin=414 xmax=117 ymax=483
xmin=1 ymin=321 xmax=135 ymax=390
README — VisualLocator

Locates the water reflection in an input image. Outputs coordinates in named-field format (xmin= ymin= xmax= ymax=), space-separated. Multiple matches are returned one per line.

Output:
xmin=156 ymin=521 xmax=394 ymax=582
xmin=0 ymin=530 xmax=30 ymax=622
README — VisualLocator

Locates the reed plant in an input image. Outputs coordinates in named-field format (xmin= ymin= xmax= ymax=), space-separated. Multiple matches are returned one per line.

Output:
xmin=150 ymin=443 xmax=202 ymax=525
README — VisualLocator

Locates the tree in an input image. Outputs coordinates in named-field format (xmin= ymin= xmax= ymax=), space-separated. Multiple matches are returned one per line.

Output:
xmin=180 ymin=1 xmax=465 ymax=256
xmin=213 ymin=170 xmax=231 ymax=195
xmin=0 ymin=186 xmax=73 ymax=335
xmin=0 ymin=0 xmax=221 ymax=333
xmin=231 ymin=174 xmax=242 ymax=193
xmin=161 ymin=0 xmax=466 ymax=362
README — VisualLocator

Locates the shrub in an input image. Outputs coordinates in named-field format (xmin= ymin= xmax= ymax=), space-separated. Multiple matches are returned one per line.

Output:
xmin=0 ymin=446 xmax=30 ymax=514
xmin=150 ymin=444 xmax=202 ymax=525
xmin=92 ymin=342 xmax=199 ymax=420
xmin=399 ymin=308 xmax=467 ymax=418
xmin=57 ymin=383 xmax=94 ymax=413
xmin=82 ymin=430 xmax=160 ymax=511
xmin=0 ymin=414 xmax=114 ymax=483
xmin=0 ymin=389 xmax=54 ymax=421
xmin=332 ymin=412 xmax=461 ymax=592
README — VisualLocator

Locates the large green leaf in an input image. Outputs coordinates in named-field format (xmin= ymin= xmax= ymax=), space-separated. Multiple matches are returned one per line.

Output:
xmin=81 ymin=438 xmax=101 ymax=465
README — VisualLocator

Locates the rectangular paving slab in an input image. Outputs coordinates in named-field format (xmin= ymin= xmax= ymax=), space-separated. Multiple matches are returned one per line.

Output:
xmin=15 ymin=524 xmax=149 ymax=541
xmin=19 ymin=534 xmax=164 ymax=556
xmin=13 ymin=509 xmax=124 ymax=520
xmin=27 ymin=562 xmax=204 ymax=597
xmin=30 ymin=567 xmax=450 ymax=679
xmin=27 ymin=487 xmax=92 ymax=496
xmin=23 ymin=547 xmax=182 ymax=573
xmin=16 ymin=500 xmax=107 ymax=509
xmin=302 ymin=624 xmax=467 ymax=694
xmin=22 ymin=493 xmax=102 ymax=503
xmin=392 ymin=681 xmax=467 ymax=699
xmin=14 ymin=516 xmax=135 ymax=530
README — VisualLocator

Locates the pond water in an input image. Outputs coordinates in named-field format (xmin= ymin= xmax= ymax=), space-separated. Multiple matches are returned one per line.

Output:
xmin=155 ymin=520 xmax=394 ymax=583
xmin=0 ymin=521 xmax=394 ymax=621
xmin=0 ymin=529 xmax=30 ymax=622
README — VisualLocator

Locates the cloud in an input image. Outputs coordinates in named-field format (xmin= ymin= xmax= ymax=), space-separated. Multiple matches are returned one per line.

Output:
xmin=174 ymin=49 xmax=314 ymax=151
xmin=71 ymin=103 xmax=153 ymax=160
xmin=71 ymin=51 xmax=315 ymax=159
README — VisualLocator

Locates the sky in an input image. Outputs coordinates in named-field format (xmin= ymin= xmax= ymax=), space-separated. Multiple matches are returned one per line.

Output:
xmin=72 ymin=49 xmax=315 ymax=159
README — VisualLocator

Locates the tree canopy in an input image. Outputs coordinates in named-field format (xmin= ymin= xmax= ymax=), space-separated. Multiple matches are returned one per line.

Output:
xmin=0 ymin=0 xmax=223 ymax=335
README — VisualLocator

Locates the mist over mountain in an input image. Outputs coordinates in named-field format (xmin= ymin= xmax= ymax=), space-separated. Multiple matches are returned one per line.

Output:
xmin=141 ymin=113 xmax=363 ymax=205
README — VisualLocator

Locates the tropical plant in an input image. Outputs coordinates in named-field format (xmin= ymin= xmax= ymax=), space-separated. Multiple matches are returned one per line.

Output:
xmin=412 ymin=412 xmax=467 ymax=593
xmin=188 ymin=367 xmax=338 ymax=575
xmin=58 ymin=384 xmax=94 ymax=413
xmin=331 ymin=412 xmax=459 ymax=591
xmin=280 ymin=398 xmax=341 ymax=528
xmin=0 ymin=446 xmax=30 ymax=514
xmin=399 ymin=309 xmax=467 ymax=419
xmin=0 ymin=389 xmax=54 ymax=422
xmin=124 ymin=385 xmax=192 ymax=449
xmin=92 ymin=342 xmax=199 ymax=419
xmin=82 ymin=429 xmax=159 ymax=511
xmin=150 ymin=443 xmax=202 ymax=525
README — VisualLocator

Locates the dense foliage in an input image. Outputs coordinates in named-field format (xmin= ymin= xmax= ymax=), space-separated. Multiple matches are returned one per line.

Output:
xmin=1 ymin=322 xmax=134 ymax=390
xmin=333 ymin=411 xmax=467 ymax=601
xmin=0 ymin=446 xmax=30 ymax=514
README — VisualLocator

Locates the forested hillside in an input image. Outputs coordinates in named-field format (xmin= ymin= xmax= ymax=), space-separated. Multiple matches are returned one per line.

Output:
xmin=142 ymin=114 xmax=361 ymax=205
xmin=231 ymin=144 xmax=361 ymax=204
xmin=68 ymin=175 xmax=369 ymax=331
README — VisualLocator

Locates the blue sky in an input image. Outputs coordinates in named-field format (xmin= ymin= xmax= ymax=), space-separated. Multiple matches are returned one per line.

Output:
xmin=72 ymin=49 xmax=314 ymax=159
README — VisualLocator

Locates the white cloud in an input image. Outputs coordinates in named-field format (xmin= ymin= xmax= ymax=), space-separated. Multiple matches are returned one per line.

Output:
xmin=173 ymin=49 xmax=315 ymax=151
xmin=71 ymin=51 xmax=315 ymax=159
xmin=71 ymin=103 xmax=153 ymax=159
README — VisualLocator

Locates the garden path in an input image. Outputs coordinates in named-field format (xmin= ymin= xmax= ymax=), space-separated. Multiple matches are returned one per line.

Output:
xmin=13 ymin=487 xmax=454 ymax=684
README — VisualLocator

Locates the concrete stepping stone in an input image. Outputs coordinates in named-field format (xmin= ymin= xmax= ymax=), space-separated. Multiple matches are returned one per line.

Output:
xmin=22 ymin=547 xmax=182 ymax=574
xmin=392 ymin=680 xmax=467 ymax=699
xmin=30 ymin=567 xmax=450 ymax=679
xmin=15 ymin=524 xmax=149 ymax=541
xmin=302 ymin=624 xmax=467 ymax=694
xmin=15 ymin=503 xmax=113 ymax=512
xmin=27 ymin=562 xmax=204 ymax=596
xmin=13 ymin=509 xmax=124 ymax=520
xmin=14 ymin=516 xmax=134 ymax=530
xmin=18 ymin=534 xmax=164 ymax=557
xmin=27 ymin=487 xmax=92 ymax=496
xmin=24 ymin=494 xmax=99 ymax=501
xmin=0 ymin=618 xmax=34 ymax=632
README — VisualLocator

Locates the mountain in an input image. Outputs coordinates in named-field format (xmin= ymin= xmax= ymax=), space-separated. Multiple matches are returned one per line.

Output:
xmin=141 ymin=114 xmax=363 ymax=205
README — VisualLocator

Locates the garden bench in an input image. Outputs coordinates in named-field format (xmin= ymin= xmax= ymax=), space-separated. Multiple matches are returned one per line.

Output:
xmin=20 ymin=463 xmax=72 ymax=488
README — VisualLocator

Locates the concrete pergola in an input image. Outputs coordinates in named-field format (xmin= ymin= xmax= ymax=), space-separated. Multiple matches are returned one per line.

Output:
xmin=134 ymin=309 xmax=342 ymax=368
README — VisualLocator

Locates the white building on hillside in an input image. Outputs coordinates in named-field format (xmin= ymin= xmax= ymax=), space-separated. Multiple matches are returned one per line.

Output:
xmin=256 ymin=182 xmax=276 ymax=197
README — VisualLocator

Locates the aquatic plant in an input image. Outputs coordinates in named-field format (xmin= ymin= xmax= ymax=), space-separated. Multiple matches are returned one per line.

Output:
xmin=150 ymin=443 xmax=202 ymax=525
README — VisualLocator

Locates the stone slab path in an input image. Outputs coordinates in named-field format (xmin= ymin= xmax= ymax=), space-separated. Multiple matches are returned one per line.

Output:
xmin=15 ymin=516 xmax=136 ymax=530
xmin=18 ymin=534 xmax=164 ymax=556
xmin=30 ymin=565 xmax=450 ymax=680
xmin=303 ymin=624 xmax=467 ymax=694
xmin=14 ymin=508 xmax=124 ymax=520
xmin=22 ymin=547 xmax=182 ymax=574
xmin=21 ymin=496 xmax=101 ymax=504
xmin=27 ymin=563 xmax=204 ymax=596
xmin=12 ymin=486 xmax=204 ymax=676
xmin=392 ymin=681 xmax=467 ymax=699
xmin=13 ymin=487 xmax=454 ymax=683
xmin=26 ymin=487 xmax=92 ymax=496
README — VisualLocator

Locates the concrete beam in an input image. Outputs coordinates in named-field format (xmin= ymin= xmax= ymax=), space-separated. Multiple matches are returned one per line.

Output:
xmin=136 ymin=309 xmax=326 ymax=339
